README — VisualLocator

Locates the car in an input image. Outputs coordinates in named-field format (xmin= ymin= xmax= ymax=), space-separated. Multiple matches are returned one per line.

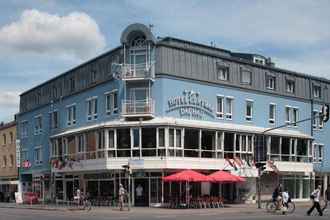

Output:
xmin=23 ymin=192 xmax=39 ymax=204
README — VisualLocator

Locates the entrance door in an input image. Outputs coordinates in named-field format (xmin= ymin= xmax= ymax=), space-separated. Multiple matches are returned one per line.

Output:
xmin=66 ymin=181 xmax=74 ymax=201
xmin=134 ymin=179 xmax=149 ymax=206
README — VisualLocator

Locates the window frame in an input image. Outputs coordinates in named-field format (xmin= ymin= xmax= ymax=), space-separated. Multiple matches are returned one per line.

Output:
xmin=34 ymin=114 xmax=43 ymax=135
xmin=225 ymin=97 xmax=234 ymax=120
xmin=245 ymin=99 xmax=254 ymax=121
xmin=86 ymin=96 xmax=98 ymax=121
xmin=286 ymin=79 xmax=295 ymax=94
xmin=240 ymin=67 xmax=252 ymax=85
xmin=34 ymin=146 xmax=43 ymax=166
xmin=266 ymin=74 xmax=276 ymax=90
xmin=66 ymin=104 xmax=77 ymax=126
xmin=216 ymin=95 xmax=224 ymax=119
xmin=105 ymin=89 xmax=119 ymax=115
xmin=269 ymin=103 xmax=276 ymax=124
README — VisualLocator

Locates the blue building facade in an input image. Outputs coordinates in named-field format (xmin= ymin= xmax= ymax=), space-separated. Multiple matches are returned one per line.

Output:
xmin=18 ymin=23 xmax=330 ymax=205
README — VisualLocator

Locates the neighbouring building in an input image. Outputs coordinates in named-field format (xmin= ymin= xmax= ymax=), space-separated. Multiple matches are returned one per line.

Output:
xmin=17 ymin=23 xmax=330 ymax=205
xmin=0 ymin=121 xmax=18 ymax=202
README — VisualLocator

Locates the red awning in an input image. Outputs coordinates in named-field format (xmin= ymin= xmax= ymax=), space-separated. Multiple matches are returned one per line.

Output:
xmin=208 ymin=170 xmax=245 ymax=183
xmin=163 ymin=170 xmax=211 ymax=182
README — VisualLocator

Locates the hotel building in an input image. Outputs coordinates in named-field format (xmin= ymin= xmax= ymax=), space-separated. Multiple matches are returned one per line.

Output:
xmin=18 ymin=23 xmax=330 ymax=205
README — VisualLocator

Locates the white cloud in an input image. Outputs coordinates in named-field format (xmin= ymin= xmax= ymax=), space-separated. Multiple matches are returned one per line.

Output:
xmin=0 ymin=9 xmax=106 ymax=59
xmin=0 ymin=91 xmax=20 ymax=108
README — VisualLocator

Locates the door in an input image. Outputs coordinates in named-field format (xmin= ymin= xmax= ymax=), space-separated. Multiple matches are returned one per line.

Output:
xmin=128 ymin=88 xmax=149 ymax=113
xmin=129 ymin=49 xmax=147 ymax=77
xmin=134 ymin=179 xmax=149 ymax=206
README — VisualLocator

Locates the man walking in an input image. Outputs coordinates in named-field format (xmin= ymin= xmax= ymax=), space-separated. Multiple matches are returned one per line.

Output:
xmin=307 ymin=185 xmax=323 ymax=216
xmin=119 ymin=184 xmax=126 ymax=211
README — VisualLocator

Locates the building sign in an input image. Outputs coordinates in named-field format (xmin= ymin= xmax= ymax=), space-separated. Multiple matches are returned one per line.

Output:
xmin=16 ymin=139 xmax=21 ymax=168
xmin=167 ymin=90 xmax=214 ymax=118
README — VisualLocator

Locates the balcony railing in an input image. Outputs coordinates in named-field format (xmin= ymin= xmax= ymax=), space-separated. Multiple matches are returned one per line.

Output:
xmin=122 ymin=99 xmax=155 ymax=117
xmin=121 ymin=63 xmax=155 ymax=80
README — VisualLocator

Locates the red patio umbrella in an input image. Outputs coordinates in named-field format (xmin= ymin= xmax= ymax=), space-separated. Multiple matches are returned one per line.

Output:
xmin=208 ymin=170 xmax=245 ymax=183
xmin=163 ymin=169 xmax=211 ymax=182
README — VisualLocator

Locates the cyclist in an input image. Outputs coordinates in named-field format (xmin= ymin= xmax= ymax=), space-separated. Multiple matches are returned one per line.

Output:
xmin=272 ymin=184 xmax=283 ymax=210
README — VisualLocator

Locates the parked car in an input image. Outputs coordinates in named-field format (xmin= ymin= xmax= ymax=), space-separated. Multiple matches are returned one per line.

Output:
xmin=23 ymin=192 xmax=39 ymax=204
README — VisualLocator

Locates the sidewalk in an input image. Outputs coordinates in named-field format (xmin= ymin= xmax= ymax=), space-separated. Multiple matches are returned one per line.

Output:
xmin=0 ymin=202 xmax=312 ymax=214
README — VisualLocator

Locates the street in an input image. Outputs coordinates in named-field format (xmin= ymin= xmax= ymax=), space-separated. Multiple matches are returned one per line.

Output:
xmin=0 ymin=207 xmax=328 ymax=220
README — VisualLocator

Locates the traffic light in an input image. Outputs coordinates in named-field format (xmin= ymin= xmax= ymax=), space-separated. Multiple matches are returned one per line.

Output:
xmin=322 ymin=104 xmax=330 ymax=123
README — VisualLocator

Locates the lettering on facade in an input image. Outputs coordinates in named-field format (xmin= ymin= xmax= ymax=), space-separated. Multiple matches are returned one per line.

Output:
xmin=166 ymin=90 xmax=215 ymax=118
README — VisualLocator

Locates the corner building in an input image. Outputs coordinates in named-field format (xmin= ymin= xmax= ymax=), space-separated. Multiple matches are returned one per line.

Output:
xmin=18 ymin=23 xmax=330 ymax=205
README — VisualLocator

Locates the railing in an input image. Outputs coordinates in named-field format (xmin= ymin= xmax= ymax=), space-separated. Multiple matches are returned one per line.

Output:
xmin=122 ymin=99 xmax=155 ymax=116
xmin=121 ymin=63 xmax=155 ymax=80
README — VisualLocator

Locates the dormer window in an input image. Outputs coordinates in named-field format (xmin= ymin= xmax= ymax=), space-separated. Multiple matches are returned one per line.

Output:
xmin=313 ymin=85 xmax=321 ymax=98
xmin=240 ymin=67 xmax=252 ymax=85
xmin=216 ymin=63 xmax=229 ymax=81
xmin=253 ymin=56 xmax=265 ymax=65
xmin=266 ymin=74 xmax=276 ymax=90
xmin=286 ymin=79 xmax=295 ymax=94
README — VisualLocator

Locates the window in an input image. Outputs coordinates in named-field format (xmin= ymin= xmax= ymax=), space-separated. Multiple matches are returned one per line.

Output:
xmin=50 ymin=111 xmax=59 ymax=129
xmin=9 ymin=132 xmax=14 ymax=144
xmin=69 ymin=77 xmax=75 ymax=92
xmin=176 ymin=129 xmax=182 ymax=148
xmin=132 ymin=128 xmax=140 ymax=148
xmin=240 ymin=67 xmax=252 ymax=85
xmin=286 ymin=79 xmax=295 ymax=93
xmin=9 ymin=154 xmax=14 ymax=167
xmin=319 ymin=110 xmax=324 ymax=129
xmin=216 ymin=96 xmax=224 ymax=118
xmin=314 ymin=144 xmax=324 ymax=162
xmin=78 ymin=135 xmax=85 ymax=153
xmin=108 ymin=130 xmax=115 ymax=149
xmin=216 ymin=65 xmax=229 ymax=81
xmin=21 ymin=150 xmax=28 ymax=162
xmin=169 ymin=129 xmax=175 ymax=148
xmin=292 ymin=108 xmax=299 ymax=126
xmin=266 ymin=75 xmax=276 ymax=90
xmin=34 ymin=115 xmax=42 ymax=135
xmin=157 ymin=128 xmax=165 ymax=148
xmin=34 ymin=146 xmax=43 ymax=165
xmin=91 ymin=71 xmax=97 ymax=84
xmin=245 ymin=100 xmax=253 ymax=121
xmin=285 ymin=106 xmax=298 ymax=126
xmin=2 ymin=156 xmax=6 ymax=167
xmin=225 ymin=97 xmax=233 ymax=120
xmin=87 ymin=97 xmax=98 ymax=120
xmin=105 ymin=90 xmax=118 ymax=115
xmin=67 ymin=105 xmax=76 ymax=126
xmin=253 ymin=57 xmax=265 ymax=65
xmin=269 ymin=104 xmax=276 ymax=124
xmin=2 ymin=134 xmax=6 ymax=145
xmin=313 ymin=110 xmax=318 ymax=129
xmin=21 ymin=121 xmax=28 ymax=138
xmin=313 ymin=85 xmax=321 ymax=98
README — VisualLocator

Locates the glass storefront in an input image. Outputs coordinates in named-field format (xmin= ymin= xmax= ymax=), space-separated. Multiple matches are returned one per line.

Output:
xmin=280 ymin=175 xmax=312 ymax=199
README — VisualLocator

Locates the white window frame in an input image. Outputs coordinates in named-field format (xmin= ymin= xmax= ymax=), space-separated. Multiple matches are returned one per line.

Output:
xmin=66 ymin=104 xmax=76 ymax=126
xmin=225 ymin=97 xmax=234 ymax=120
xmin=318 ymin=144 xmax=324 ymax=162
xmin=285 ymin=106 xmax=291 ymax=125
xmin=292 ymin=107 xmax=299 ymax=127
xmin=240 ymin=68 xmax=252 ymax=85
xmin=245 ymin=99 xmax=253 ymax=121
xmin=269 ymin=103 xmax=276 ymax=124
xmin=86 ymin=96 xmax=98 ymax=121
xmin=131 ymin=127 xmax=141 ymax=149
xmin=266 ymin=75 xmax=276 ymax=90
xmin=286 ymin=80 xmax=295 ymax=93
xmin=216 ymin=66 xmax=229 ymax=81
xmin=216 ymin=95 xmax=224 ymax=119
xmin=105 ymin=89 xmax=118 ymax=115
xmin=34 ymin=146 xmax=43 ymax=165
xmin=157 ymin=127 xmax=166 ymax=149
xmin=313 ymin=85 xmax=321 ymax=98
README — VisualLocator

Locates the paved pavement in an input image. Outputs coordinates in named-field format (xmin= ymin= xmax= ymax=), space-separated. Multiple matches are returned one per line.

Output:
xmin=0 ymin=202 xmax=328 ymax=220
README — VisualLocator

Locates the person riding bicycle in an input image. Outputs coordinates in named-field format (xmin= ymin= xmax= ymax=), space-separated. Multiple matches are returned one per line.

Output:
xmin=272 ymin=184 xmax=283 ymax=210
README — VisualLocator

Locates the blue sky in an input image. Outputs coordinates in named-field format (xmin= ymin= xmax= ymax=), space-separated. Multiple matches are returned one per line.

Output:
xmin=0 ymin=0 xmax=330 ymax=122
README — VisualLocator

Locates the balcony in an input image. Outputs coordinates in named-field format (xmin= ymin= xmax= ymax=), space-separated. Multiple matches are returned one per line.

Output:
xmin=122 ymin=99 xmax=155 ymax=118
xmin=121 ymin=63 xmax=155 ymax=80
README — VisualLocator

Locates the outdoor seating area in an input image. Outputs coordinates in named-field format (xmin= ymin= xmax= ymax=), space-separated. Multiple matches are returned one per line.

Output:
xmin=162 ymin=169 xmax=245 ymax=209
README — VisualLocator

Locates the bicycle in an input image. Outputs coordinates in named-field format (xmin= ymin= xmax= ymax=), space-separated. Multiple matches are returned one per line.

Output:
xmin=73 ymin=195 xmax=92 ymax=211
xmin=266 ymin=199 xmax=295 ymax=214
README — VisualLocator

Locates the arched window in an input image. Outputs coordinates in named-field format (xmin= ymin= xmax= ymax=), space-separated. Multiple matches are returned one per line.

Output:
xmin=2 ymin=134 xmax=6 ymax=145
xmin=2 ymin=156 xmax=7 ymax=167
xmin=10 ymin=132 xmax=14 ymax=144
xmin=131 ymin=36 xmax=147 ymax=48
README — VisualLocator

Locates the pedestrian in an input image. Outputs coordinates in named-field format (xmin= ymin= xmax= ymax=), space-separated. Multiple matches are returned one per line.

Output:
xmin=119 ymin=183 xmax=126 ymax=211
xmin=307 ymin=185 xmax=323 ymax=216
xmin=323 ymin=185 xmax=330 ymax=211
